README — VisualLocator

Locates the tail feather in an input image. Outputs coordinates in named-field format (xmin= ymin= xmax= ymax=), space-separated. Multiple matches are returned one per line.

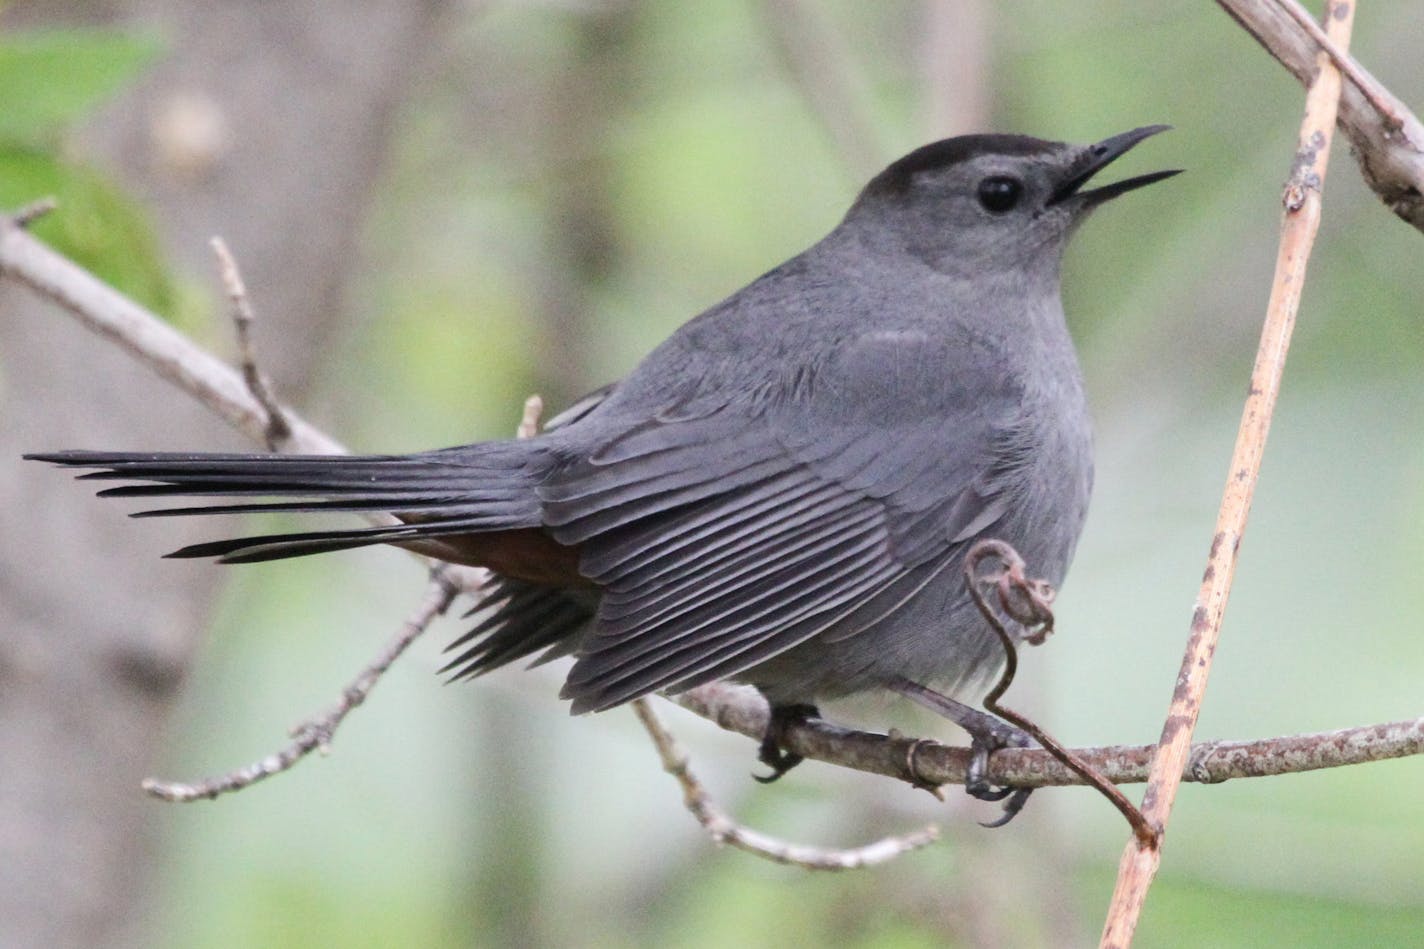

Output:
xmin=439 ymin=577 xmax=592 ymax=680
xmin=25 ymin=445 xmax=548 ymax=563
xmin=127 ymin=498 xmax=478 ymax=518
xmin=167 ymin=517 xmax=510 ymax=564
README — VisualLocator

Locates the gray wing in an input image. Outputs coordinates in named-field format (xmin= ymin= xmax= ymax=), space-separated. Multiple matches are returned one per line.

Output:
xmin=547 ymin=330 xmax=1028 ymax=712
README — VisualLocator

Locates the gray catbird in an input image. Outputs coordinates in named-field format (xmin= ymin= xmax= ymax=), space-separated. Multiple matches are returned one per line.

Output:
xmin=28 ymin=126 xmax=1177 ymax=810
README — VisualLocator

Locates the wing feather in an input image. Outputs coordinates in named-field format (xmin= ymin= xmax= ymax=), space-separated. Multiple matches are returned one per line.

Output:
xmin=548 ymin=328 xmax=1026 ymax=709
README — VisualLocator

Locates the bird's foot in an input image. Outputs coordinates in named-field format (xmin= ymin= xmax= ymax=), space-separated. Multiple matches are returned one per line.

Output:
xmin=888 ymin=677 xmax=1034 ymax=826
xmin=753 ymin=703 xmax=820 ymax=784
xmin=965 ymin=725 xmax=1034 ymax=827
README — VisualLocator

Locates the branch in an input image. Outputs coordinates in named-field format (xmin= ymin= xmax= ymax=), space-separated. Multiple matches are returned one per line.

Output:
xmin=143 ymin=569 xmax=459 ymax=801
xmin=1102 ymin=4 xmax=1355 ymax=945
xmin=673 ymin=683 xmax=1424 ymax=789
xmin=0 ymin=212 xmax=488 ymax=594
xmin=1218 ymin=0 xmax=1424 ymax=232
xmin=0 ymin=214 xmax=338 ymax=454
xmin=211 ymin=236 xmax=292 ymax=451
xmin=632 ymin=698 xmax=938 ymax=869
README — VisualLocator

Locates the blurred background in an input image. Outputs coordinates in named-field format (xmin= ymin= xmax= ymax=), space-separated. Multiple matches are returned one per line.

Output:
xmin=2 ymin=2 xmax=1422 ymax=947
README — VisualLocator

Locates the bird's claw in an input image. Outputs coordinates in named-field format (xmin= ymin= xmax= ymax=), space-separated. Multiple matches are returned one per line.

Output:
xmin=979 ymin=788 xmax=1034 ymax=828
xmin=964 ymin=723 xmax=1035 ymax=824
xmin=753 ymin=703 xmax=819 ymax=783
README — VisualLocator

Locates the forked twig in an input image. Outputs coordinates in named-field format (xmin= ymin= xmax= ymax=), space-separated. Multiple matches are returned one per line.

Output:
xmin=142 ymin=384 xmax=548 ymax=801
xmin=1272 ymin=0 xmax=1402 ymax=129
xmin=142 ymin=242 xmax=493 ymax=801
xmin=1216 ymin=0 xmax=1424 ymax=232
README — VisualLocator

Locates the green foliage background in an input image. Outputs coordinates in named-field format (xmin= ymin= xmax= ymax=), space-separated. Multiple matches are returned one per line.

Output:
xmin=8 ymin=4 xmax=1423 ymax=947
xmin=0 ymin=29 xmax=174 ymax=313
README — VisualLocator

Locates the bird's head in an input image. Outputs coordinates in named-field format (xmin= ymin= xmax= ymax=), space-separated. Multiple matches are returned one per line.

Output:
xmin=845 ymin=126 xmax=1180 ymax=278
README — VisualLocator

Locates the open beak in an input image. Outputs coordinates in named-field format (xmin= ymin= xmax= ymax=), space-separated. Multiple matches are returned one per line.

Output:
xmin=1049 ymin=125 xmax=1181 ymax=207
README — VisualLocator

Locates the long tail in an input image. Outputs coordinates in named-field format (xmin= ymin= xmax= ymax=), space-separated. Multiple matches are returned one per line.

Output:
xmin=24 ymin=444 xmax=549 ymax=563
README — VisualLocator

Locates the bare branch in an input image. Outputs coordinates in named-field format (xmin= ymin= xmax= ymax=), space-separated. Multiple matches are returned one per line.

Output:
xmin=143 ymin=386 xmax=546 ymax=803
xmin=1102 ymin=4 xmax=1356 ymax=945
xmin=632 ymin=698 xmax=938 ymax=870
xmin=1269 ymin=0 xmax=1403 ymax=128
xmin=0 ymin=212 xmax=489 ymax=594
xmin=0 ymin=213 xmax=341 ymax=454
xmin=142 ymin=569 xmax=459 ymax=802
xmin=673 ymin=684 xmax=1424 ymax=789
xmin=211 ymin=236 xmax=293 ymax=451
xmin=1218 ymin=0 xmax=1424 ymax=232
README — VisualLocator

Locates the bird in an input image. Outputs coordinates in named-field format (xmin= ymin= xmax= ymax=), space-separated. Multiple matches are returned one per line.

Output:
xmin=27 ymin=126 xmax=1177 ymax=814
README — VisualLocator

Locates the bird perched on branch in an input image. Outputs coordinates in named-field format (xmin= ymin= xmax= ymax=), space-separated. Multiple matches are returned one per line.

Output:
xmin=28 ymin=126 xmax=1177 ymax=814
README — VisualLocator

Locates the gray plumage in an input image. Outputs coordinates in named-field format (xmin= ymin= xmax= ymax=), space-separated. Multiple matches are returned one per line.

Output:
xmin=28 ymin=127 xmax=1177 ymax=721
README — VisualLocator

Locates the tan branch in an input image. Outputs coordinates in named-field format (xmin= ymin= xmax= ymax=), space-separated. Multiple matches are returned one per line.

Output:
xmin=1218 ymin=0 xmax=1424 ymax=232
xmin=1101 ymin=4 xmax=1355 ymax=946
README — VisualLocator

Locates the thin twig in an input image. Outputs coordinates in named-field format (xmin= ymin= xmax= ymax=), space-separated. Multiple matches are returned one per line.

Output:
xmin=211 ymin=237 xmax=292 ymax=450
xmin=1100 ymin=4 xmax=1354 ymax=946
xmin=963 ymin=541 xmax=1156 ymax=847
xmin=631 ymin=698 xmax=938 ymax=870
xmin=0 ymin=213 xmax=341 ymax=452
xmin=517 ymin=394 xmax=544 ymax=440
xmin=142 ymin=569 xmax=459 ymax=801
xmin=12 ymin=197 xmax=58 ymax=229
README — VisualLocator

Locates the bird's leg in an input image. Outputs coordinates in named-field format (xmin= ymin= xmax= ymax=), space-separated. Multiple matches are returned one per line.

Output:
xmin=888 ymin=677 xmax=1034 ymax=825
xmin=753 ymin=702 xmax=820 ymax=784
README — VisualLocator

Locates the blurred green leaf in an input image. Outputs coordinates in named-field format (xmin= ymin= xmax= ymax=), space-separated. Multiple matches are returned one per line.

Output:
xmin=0 ymin=28 xmax=177 ymax=320
xmin=0 ymin=29 xmax=162 ymax=146
xmin=0 ymin=146 xmax=175 ymax=315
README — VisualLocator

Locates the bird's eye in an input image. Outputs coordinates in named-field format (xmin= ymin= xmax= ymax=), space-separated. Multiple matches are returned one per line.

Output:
xmin=977 ymin=176 xmax=1022 ymax=213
